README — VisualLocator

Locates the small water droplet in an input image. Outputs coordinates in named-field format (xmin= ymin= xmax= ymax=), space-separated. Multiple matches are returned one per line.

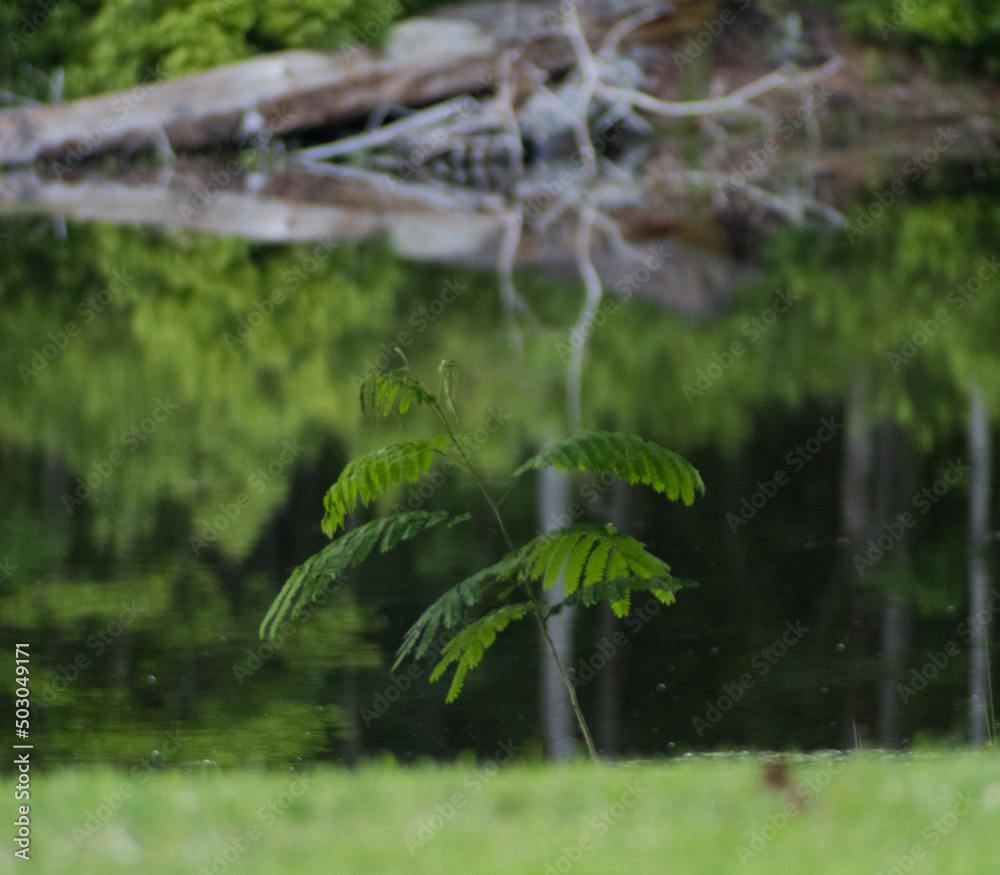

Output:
xmin=684 ymin=752 xmax=692 ymax=758
xmin=947 ymin=605 xmax=955 ymax=612
xmin=221 ymin=636 xmax=227 ymax=641
xmin=667 ymin=742 xmax=675 ymax=750
xmin=656 ymin=683 xmax=666 ymax=691
xmin=152 ymin=750 xmax=160 ymax=756
xmin=821 ymin=686 xmax=827 ymax=693
xmin=710 ymin=647 xmax=718 ymax=655
xmin=148 ymin=675 xmax=156 ymax=682
xmin=836 ymin=643 xmax=845 ymax=652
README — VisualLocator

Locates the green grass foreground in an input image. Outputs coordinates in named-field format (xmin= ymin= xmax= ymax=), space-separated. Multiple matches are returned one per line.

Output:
xmin=3 ymin=751 xmax=999 ymax=873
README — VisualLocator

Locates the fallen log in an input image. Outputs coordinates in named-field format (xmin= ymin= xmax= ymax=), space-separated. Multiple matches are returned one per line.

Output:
xmin=0 ymin=0 xmax=712 ymax=167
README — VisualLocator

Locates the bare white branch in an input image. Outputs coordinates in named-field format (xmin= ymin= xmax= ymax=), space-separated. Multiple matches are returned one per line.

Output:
xmin=297 ymin=97 xmax=478 ymax=162
xmin=597 ymin=4 xmax=672 ymax=65
xmin=597 ymin=57 xmax=843 ymax=120
xmin=498 ymin=203 xmax=527 ymax=355
xmin=665 ymin=168 xmax=846 ymax=226
xmin=567 ymin=203 xmax=603 ymax=431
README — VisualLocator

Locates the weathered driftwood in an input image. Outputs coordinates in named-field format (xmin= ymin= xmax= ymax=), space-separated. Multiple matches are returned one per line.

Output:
xmin=0 ymin=0 xmax=711 ymax=167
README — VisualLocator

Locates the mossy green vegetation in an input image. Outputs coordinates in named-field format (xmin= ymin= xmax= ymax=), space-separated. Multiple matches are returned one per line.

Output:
xmin=2 ymin=0 xmax=406 ymax=100
xmin=839 ymin=0 xmax=1000 ymax=75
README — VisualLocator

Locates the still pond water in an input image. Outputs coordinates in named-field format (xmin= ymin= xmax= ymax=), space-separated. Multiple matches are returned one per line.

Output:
xmin=1 ymin=145 xmax=998 ymax=770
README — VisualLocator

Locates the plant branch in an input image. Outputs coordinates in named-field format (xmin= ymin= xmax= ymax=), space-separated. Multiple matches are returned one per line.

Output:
xmin=427 ymin=388 xmax=600 ymax=760
xmin=531 ymin=601 xmax=600 ymax=760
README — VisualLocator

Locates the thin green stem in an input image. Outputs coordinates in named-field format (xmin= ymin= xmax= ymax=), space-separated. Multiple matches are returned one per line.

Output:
xmin=432 ymin=403 xmax=517 ymax=551
xmin=430 ymin=400 xmax=599 ymax=761
xmin=530 ymin=599 xmax=600 ymax=761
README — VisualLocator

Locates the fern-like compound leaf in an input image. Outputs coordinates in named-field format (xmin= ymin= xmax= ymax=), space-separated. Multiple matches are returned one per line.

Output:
xmin=519 ymin=524 xmax=673 ymax=598
xmin=429 ymin=603 xmax=532 ymax=702
xmin=547 ymin=575 xmax=696 ymax=619
xmin=393 ymin=551 xmax=523 ymax=671
xmin=512 ymin=431 xmax=705 ymax=505
xmin=260 ymin=510 xmax=462 ymax=640
xmin=321 ymin=437 xmax=448 ymax=536
xmin=360 ymin=370 xmax=437 ymax=418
